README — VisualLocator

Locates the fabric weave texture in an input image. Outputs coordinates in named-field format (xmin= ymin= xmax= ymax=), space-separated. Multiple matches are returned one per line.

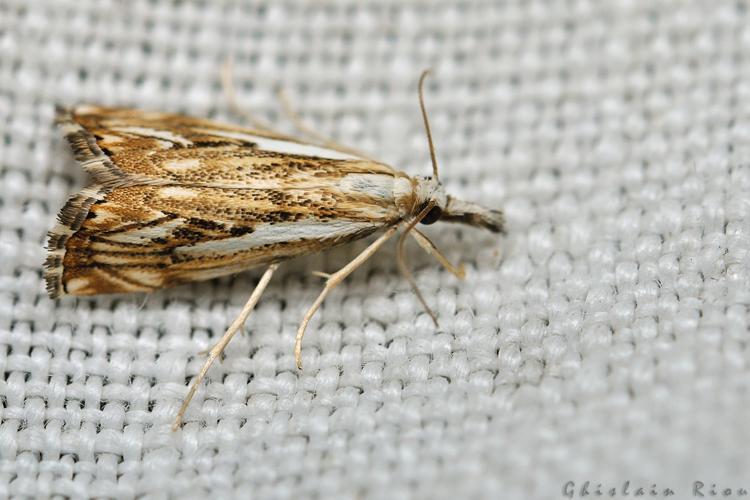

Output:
xmin=1 ymin=1 xmax=749 ymax=499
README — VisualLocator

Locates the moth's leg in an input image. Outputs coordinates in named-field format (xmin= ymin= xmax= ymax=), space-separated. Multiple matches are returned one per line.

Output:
xmin=222 ymin=57 xmax=376 ymax=160
xmin=394 ymin=229 xmax=464 ymax=326
xmin=396 ymin=229 xmax=439 ymax=327
xmin=276 ymin=88 xmax=376 ymax=161
xmin=295 ymin=225 xmax=400 ymax=370
xmin=410 ymin=229 xmax=465 ymax=279
xmin=391 ymin=201 xmax=444 ymax=328
xmin=172 ymin=263 xmax=279 ymax=430
xmin=137 ymin=293 xmax=150 ymax=311
xmin=221 ymin=57 xmax=285 ymax=135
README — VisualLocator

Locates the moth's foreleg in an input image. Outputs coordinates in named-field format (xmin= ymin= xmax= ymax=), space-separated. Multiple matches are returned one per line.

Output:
xmin=172 ymin=263 xmax=280 ymax=431
xmin=396 ymin=228 xmax=439 ymax=327
xmin=410 ymin=229 xmax=465 ymax=279
xmin=295 ymin=225 xmax=400 ymax=370
xmin=394 ymin=229 xmax=466 ymax=327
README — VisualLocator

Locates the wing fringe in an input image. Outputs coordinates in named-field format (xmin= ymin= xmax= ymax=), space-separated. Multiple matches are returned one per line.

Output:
xmin=44 ymin=184 xmax=111 ymax=298
xmin=55 ymin=106 xmax=129 ymax=187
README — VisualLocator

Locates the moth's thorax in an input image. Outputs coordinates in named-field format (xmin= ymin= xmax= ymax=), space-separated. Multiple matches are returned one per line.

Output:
xmin=394 ymin=175 xmax=447 ymax=218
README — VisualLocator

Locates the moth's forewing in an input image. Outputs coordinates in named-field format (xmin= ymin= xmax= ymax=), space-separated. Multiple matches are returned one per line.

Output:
xmin=46 ymin=106 xmax=407 ymax=297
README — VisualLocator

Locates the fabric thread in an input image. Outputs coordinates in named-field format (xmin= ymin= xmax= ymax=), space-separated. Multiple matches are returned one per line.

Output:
xmin=0 ymin=1 xmax=749 ymax=498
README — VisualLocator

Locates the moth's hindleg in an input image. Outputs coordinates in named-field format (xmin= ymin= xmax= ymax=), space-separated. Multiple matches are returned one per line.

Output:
xmin=276 ymin=88 xmax=375 ymax=160
xmin=221 ymin=57 xmax=284 ymax=135
xmin=295 ymin=225 xmax=400 ymax=370
xmin=222 ymin=57 xmax=375 ymax=160
xmin=172 ymin=263 xmax=279 ymax=431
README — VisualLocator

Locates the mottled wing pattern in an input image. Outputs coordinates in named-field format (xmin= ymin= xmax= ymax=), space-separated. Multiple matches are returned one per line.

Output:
xmin=45 ymin=106 xmax=411 ymax=297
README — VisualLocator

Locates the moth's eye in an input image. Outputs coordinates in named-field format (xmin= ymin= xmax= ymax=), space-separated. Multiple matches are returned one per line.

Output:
xmin=420 ymin=206 xmax=443 ymax=225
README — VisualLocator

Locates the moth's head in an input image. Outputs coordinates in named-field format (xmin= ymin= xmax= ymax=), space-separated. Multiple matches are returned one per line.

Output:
xmin=412 ymin=175 xmax=504 ymax=233
xmin=408 ymin=70 xmax=504 ymax=233
xmin=412 ymin=175 xmax=447 ymax=225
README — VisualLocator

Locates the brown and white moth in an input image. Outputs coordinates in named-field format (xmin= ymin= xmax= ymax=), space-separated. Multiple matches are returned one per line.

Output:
xmin=45 ymin=72 xmax=503 ymax=428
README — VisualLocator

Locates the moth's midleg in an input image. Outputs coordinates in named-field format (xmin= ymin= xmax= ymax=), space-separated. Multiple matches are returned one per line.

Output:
xmin=294 ymin=225 xmax=401 ymax=370
xmin=172 ymin=263 xmax=279 ymax=430
xmin=410 ymin=229 xmax=465 ymax=279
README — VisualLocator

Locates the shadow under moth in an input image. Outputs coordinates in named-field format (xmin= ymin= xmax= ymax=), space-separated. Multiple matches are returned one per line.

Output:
xmin=44 ymin=72 xmax=504 ymax=429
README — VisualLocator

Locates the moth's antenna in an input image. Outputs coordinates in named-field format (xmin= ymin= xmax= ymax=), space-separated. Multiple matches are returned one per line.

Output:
xmin=418 ymin=70 xmax=440 ymax=181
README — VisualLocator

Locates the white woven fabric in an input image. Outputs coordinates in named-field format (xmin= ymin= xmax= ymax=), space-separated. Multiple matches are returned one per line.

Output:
xmin=1 ymin=0 xmax=749 ymax=498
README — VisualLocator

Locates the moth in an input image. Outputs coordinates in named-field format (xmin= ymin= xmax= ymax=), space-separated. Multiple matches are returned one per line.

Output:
xmin=45 ymin=71 xmax=504 ymax=429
